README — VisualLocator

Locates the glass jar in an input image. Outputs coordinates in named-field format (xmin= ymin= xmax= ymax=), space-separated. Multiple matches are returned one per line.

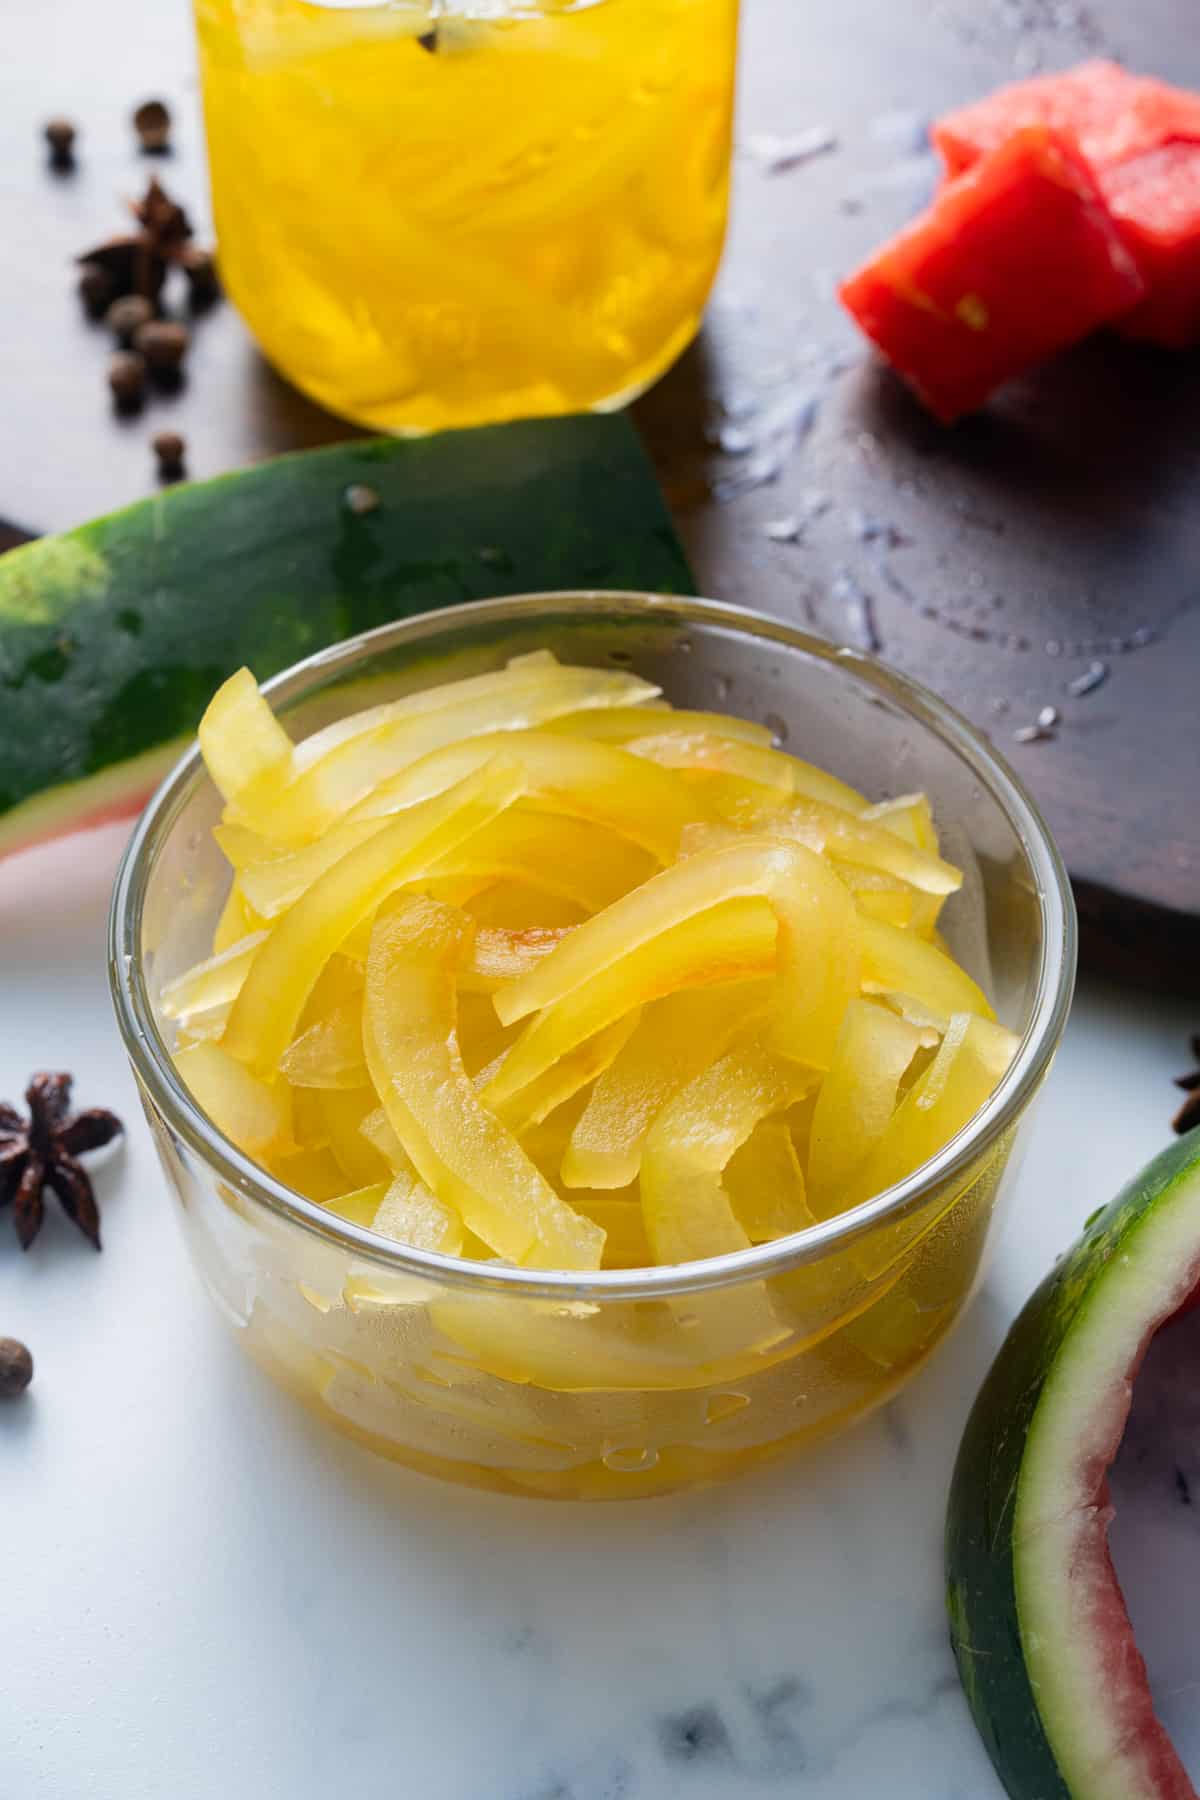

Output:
xmin=192 ymin=0 xmax=740 ymax=431
xmin=110 ymin=594 xmax=1075 ymax=1499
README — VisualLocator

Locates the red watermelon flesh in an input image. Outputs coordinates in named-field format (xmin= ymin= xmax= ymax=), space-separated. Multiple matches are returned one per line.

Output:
xmin=1109 ymin=1297 xmax=1200 ymax=1786
xmin=839 ymin=127 xmax=1145 ymax=423
xmin=934 ymin=60 xmax=1200 ymax=180
xmin=1101 ymin=143 xmax=1200 ymax=347
xmin=1057 ymin=1279 xmax=1200 ymax=1800
xmin=947 ymin=1131 xmax=1200 ymax=1800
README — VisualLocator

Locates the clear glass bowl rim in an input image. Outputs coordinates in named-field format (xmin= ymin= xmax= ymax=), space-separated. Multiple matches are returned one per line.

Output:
xmin=108 ymin=591 xmax=1077 ymax=1302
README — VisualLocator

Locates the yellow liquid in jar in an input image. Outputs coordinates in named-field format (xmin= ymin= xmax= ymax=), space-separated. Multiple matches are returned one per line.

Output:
xmin=193 ymin=0 xmax=739 ymax=432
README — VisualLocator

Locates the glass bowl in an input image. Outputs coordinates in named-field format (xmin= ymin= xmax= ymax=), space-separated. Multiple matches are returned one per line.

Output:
xmin=109 ymin=593 xmax=1076 ymax=1500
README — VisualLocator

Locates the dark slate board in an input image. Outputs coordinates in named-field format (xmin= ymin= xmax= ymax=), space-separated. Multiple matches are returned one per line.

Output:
xmin=0 ymin=0 xmax=1197 ymax=983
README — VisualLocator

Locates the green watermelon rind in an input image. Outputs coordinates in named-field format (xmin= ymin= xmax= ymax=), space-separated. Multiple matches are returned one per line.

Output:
xmin=946 ymin=1128 xmax=1200 ymax=1800
xmin=0 ymin=416 xmax=693 ymax=856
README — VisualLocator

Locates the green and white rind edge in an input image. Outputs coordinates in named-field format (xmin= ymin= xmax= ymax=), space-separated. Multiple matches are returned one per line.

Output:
xmin=947 ymin=1128 xmax=1200 ymax=1800
xmin=1015 ymin=1144 xmax=1200 ymax=1799
xmin=0 ymin=738 xmax=187 ymax=861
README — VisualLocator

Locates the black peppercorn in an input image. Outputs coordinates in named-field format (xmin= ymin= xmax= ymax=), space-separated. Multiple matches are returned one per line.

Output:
xmin=44 ymin=117 xmax=76 ymax=167
xmin=133 ymin=318 xmax=190 ymax=374
xmin=78 ymin=261 xmax=115 ymax=319
xmin=0 ymin=1338 xmax=33 ymax=1399
xmin=133 ymin=98 xmax=172 ymax=153
xmin=105 ymin=293 xmax=155 ymax=347
xmin=179 ymin=244 xmax=220 ymax=309
xmin=108 ymin=350 xmax=146 ymax=410
xmin=152 ymin=430 xmax=187 ymax=481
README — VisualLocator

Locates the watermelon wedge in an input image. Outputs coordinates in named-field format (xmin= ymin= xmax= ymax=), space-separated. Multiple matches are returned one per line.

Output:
xmin=0 ymin=415 xmax=692 ymax=863
xmin=839 ymin=127 xmax=1145 ymax=423
xmin=946 ymin=1129 xmax=1200 ymax=1800
xmin=934 ymin=60 xmax=1200 ymax=181
xmin=1102 ymin=143 xmax=1200 ymax=347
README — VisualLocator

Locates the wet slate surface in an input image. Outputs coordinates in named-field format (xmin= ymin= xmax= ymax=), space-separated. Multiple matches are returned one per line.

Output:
xmin=1 ymin=0 xmax=1198 ymax=982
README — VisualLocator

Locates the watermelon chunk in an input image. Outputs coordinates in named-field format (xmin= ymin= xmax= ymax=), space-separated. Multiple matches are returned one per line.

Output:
xmin=946 ymin=1128 xmax=1200 ymax=1800
xmin=1101 ymin=143 xmax=1200 ymax=346
xmin=839 ymin=127 xmax=1145 ymax=423
xmin=934 ymin=60 xmax=1200 ymax=180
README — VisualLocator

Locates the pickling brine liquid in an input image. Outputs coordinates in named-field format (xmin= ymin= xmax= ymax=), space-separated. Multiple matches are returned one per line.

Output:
xmin=193 ymin=0 xmax=739 ymax=432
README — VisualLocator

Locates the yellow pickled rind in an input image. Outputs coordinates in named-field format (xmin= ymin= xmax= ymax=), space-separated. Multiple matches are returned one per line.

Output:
xmin=222 ymin=758 xmax=523 ymax=1075
xmin=228 ymin=662 xmax=661 ymax=843
xmin=317 ymin=1086 xmax=391 ymax=1189
xmin=174 ymin=1040 xmax=292 ymax=1157
xmin=481 ymin=894 xmax=779 ymax=1111
xmin=625 ymin=731 xmax=869 ymax=816
xmin=459 ymin=924 xmax=569 ymax=994
xmin=423 ymin=810 xmax=655 ymax=913
xmin=197 ymin=667 xmax=294 ymax=809
xmin=488 ymin=1012 xmax=642 ymax=1138
xmin=641 ymin=1044 xmax=805 ymax=1265
xmin=807 ymin=1000 xmax=925 ymax=1214
xmin=545 ymin=706 xmax=772 ymax=747
xmin=859 ymin=915 xmax=994 ymax=1021
xmin=322 ymin=1179 xmax=390 ymax=1227
xmin=725 ymin=1116 xmax=813 ymax=1243
xmin=347 ymin=731 xmax=699 ymax=866
xmin=212 ymin=876 xmax=267 ymax=954
xmin=363 ymin=894 xmax=605 ymax=1271
xmin=161 ymin=931 xmax=267 ymax=1020
xmin=836 ymin=1014 xmax=1017 ymax=1214
xmin=281 ymin=997 xmax=368 ymax=1089
xmin=267 ymin=1145 xmax=352 ymax=1203
xmin=562 ymin=979 xmax=770 ymax=1190
xmin=373 ymin=1167 xmax=464 ymax=1256
xmin=567 ymin=1190 xmax=652 ymax=1268
xmin=862 ymin=793 xmax=945 ymax=938
xmin=492 ymin=839 xmax=856 ymax=1075
xmin=169 ymin=655 xmax=1014 ymax=1275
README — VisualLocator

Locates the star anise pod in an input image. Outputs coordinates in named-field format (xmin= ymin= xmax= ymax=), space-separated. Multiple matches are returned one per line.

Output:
xmin=130 ymin=176 xmax=193 ymax=253
xmin=75 ymin=233 xmax=167 ymax=303
xmin=0 ymin=1073 xmax=123 ymax=1251
xmin=76 ymin=176 xmax=197 ymax=307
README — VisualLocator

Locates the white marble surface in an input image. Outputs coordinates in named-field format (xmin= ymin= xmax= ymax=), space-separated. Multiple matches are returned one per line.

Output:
xmin=1 ymin=824 xmax=1196 ymax=1800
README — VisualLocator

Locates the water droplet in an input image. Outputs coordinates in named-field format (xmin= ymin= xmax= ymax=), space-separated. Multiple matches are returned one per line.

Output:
xmin=714 ymin=674 xmax=731 ymax=700
xmin=1065 ymin=659 xmax=1109 ymax=697
xmin=1013 ymin=723 xmax=1054 ymax=745
xmin=343 ymin=482 xmax=380 ymax=516
xmin=298 ymin=1282 xmax=334 ymax=1315
xmin=764 ymin=515 xmax=800 ymax=543
xmin=676 ymin=637 xmax=693 ymax=655
xmin=716 ymin=423 xmax=754 ymax=456
xmin=705 ymin=1392 xmax=750 ymax=1425
xmin=847 ymin=508 xmax=907 ymax=549
xmin=1037 ymin=704 xmax=1060 ymax=730
xmin=720 ymin=387 xmax=759 ymax=423
xmin=602 ymin=1444 xmax=660 ymax=1474
xmin=742 ymin=125 xmax=837 ymax=174
xmin=763 ymin=710 xmax=789 ymax=744
xmin=832 ymin=568 xmax=882 ymax=653
xmin=411 ymin=1363 xmax=454 ymax=1391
